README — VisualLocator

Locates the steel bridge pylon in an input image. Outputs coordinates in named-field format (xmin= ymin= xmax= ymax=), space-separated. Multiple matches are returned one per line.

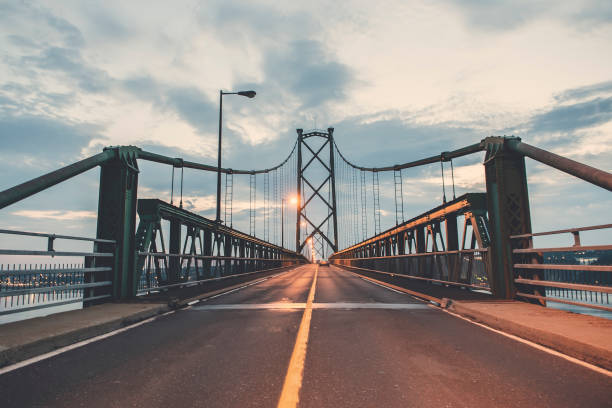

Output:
xmin=295 ymin=128 xmax=338 ymax=258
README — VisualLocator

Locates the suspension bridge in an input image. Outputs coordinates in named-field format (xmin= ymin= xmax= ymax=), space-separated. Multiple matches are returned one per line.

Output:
xmin=0 ymin=129 xmax=611 ymax=407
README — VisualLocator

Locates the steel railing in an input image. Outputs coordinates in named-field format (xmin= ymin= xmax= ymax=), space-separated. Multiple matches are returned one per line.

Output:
xmin=332 ymin=249 xmax=490 ymax=291
xmin=511 ymin=223 xmax=612 ymax=312
xmin=136 ymin=252 xmax=304 ymax=294
xmin=0 ymin=229 xmax=116 ymax=316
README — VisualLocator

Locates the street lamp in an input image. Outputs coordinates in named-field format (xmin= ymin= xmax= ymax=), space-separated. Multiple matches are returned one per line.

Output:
xmin=216 ymin=89 xmax=256 ymax=223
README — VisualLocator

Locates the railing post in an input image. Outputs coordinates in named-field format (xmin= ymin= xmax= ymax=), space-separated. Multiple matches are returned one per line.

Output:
xmin=224 ymin=234 xmax=232 ymax=274
xmin=168 ymin=218 xmax=181 ymax=283
xmin=203 ymin=227 xmax=213 ymax=276
xmin=95 ymin=146 xmax=140 ymax=299
xmin=483 ymin=137 xmax=534 ymax=299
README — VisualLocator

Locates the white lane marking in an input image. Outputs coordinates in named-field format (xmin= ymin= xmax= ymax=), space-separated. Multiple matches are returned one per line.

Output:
xmin=359 ymin=277 xmax=405 ymax=294
xmin=201 ymin=278 xmax=270 ymax=301
xmin=313 ymin=303 xmax=429 ymax=309
xmin=0 ymin=310 xmax=175 ymax=376
xmin=194 ymin=303 xmax=307 ymax=310
xmin=199 ymin=268 xmax=298 ymax=302
xmin=191 ymin=302 xmax=430 ymax=310
xmin=334 ymin=265 xmax=409 ymax=295
xmin=348 ymin=271 xmax=612 ymax=377
xmin=442 ymin=308 xmax=612 ymax=378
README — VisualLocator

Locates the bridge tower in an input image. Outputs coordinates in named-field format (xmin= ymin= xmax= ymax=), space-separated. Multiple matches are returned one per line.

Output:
xmin=295 ymin=128 xmax=339 ymax=258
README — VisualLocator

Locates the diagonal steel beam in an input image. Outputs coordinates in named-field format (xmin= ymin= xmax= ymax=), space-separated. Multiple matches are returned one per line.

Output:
xmin=300 ymin=175 xmax=332 ymax=211
xmin=302 ymin=139 xmax=331 ymax=173
xmin=299 ymin=212 xmax=335 ymax=251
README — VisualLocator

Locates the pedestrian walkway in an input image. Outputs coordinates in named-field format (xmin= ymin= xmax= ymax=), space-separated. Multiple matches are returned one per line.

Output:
xmin=0 ymin=302 xmax=169 ymax=368
xmin=446 ymin=299 xmax=612 ymax=371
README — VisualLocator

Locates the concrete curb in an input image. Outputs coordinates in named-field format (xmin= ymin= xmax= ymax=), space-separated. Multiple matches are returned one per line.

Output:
xmin=446 ymin=299 xmax=612 ymax=371
xmin=0 ymin=304 xmax=170 ymax=368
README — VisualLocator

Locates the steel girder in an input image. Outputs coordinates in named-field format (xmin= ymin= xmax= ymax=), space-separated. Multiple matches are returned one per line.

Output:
xmin=330 ymin=193 xmax=491 ymax=285
xmin=134 ymin=199 xmax=306 ymax=295
xmin=483 ymin=137 xmax=541 ymax=301
xmin=295 ymin=128 xmax=339 ymax=257
xmin=95 ymin=146 xmax=140 ymax=299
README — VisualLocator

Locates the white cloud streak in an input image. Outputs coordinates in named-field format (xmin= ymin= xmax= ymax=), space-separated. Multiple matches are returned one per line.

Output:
xmin=12 ymin=210 xmax=97 ymax=220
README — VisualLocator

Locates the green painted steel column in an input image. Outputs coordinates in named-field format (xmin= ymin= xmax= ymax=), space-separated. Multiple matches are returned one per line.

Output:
xmin=203 ymin=228 xmax=213 ymax=277
xmin=95 ymin=146 xmax=140 ymax=299
xmin=168 ymin=219 xmax=181 ymax=283
xmin=483 ymin=137 xmax=540 ymax=300
xmin=224 ymin=234 xmax=232 ymax=275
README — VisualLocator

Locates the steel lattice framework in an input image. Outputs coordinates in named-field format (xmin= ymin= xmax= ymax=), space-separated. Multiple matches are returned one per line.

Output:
xmin=295 ymin=128 xmax=339 ymax=256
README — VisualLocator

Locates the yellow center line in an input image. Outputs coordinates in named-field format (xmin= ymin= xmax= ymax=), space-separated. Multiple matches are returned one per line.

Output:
xmin=277 ymin=265 xmax=318 ymax=408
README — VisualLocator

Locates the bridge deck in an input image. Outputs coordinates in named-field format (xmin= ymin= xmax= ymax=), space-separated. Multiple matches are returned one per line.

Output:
xmin=1 ymin=265 xmax=610 ymax=407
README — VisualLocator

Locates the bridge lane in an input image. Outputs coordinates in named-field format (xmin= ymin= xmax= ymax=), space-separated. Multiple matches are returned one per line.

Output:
xmin=204 ymin=265 xmax=314 ymax=305
xmin=313 ymin=265 xmax=420 ymax=304
xmin=0 ymin=267 xmax=313 ymax=408
xmin=301 ymin=266 xmax=612 ymax=408
xmin=0 ymin=264 xmax=610 ymax=408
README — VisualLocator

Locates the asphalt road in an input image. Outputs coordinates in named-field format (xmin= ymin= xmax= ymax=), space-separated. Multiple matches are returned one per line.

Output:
xmin=1 ymin=265 xmax=610 ymax=407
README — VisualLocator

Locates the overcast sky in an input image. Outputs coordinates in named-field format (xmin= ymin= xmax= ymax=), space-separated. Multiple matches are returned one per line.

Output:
xmin=1 ymin=0 xmax=611 ymax=252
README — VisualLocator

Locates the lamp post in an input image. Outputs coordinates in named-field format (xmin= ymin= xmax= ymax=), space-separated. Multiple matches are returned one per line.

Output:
xmin=216 ymin=89 xmax=256 ymax=223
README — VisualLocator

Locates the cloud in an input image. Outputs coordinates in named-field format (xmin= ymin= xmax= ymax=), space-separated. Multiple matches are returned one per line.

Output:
xmin=571 ymin=0 xmax=612 ymax=26
xmin=162 ymin=87 xmax=218 ymax=132
xmin=0 ymin=1 xmax=611 ymax=252
xmin=443 ymin=0 xmax=612 ymax=31
xmin=333 ymin=114 xmax=484 ymax=169
xmin=0 ymin=2 xmax=84 ymax=48
xmin=554 ymin=80 xmax=612 ymax=102
xmin=120 ymin=76 xmax=218 ymax=133
xmin=264 ymin=40 xmax=355 ymax=109
xmin=442 ymin=0 xmax=549 ymax=31
xmin=12 ymin=210 xmax=97 ymax=220
xmin=529 ymin=97 xmax=612 ymax=134
xmin=0 ymin=115 xmax=102 ymax=161
xmin=22 ymin=47 xmax=112 ymax=93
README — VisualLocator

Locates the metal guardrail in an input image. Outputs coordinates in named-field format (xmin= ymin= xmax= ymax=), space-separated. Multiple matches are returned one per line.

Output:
xmin=332 ymin=249 xmax=490 ymax=290
xmin=330 ymin=194 xmax=491 ymax=292
xmin=134 ymin=199 xmax=307 ymax=294
xmin=0 ymin=229 xmax=116 ymax=316
xmin=137 ymin=252 xmax=303 ymax=294
xmin=511 ymin=223 xmax=612 ymax=312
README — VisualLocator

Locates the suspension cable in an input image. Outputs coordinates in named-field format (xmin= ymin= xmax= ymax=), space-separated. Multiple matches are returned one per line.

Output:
xmin=372 ymin=171 xmax=381 ymax=235
xmin=249 ymin=173 xmax=256 ymax=236
xmin=332 ymin=140 xmax=481 ymax=172
xmin=170 ymin=166 xmax=175 ymax=205
xmin=450 ymin=158 xmax=456 ymax=200
xmin=440 ymin=158 xmax=447 ymax=204
xmin=224 ymin=171 xmax=233 ymax=227
xmin=360 ymin=170 xmax=367 ymax=240
xmin=393 ymin=168 xmax=404 ymax=225
xmin=179 ymin=166 xmax=184 ymax=208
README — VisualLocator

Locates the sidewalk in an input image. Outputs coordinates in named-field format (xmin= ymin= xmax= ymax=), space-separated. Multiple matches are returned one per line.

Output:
xmin=0 ymin=302 xmax=169 ymax=368
xmin=446 ymin=299 xmax=612 ymax=371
